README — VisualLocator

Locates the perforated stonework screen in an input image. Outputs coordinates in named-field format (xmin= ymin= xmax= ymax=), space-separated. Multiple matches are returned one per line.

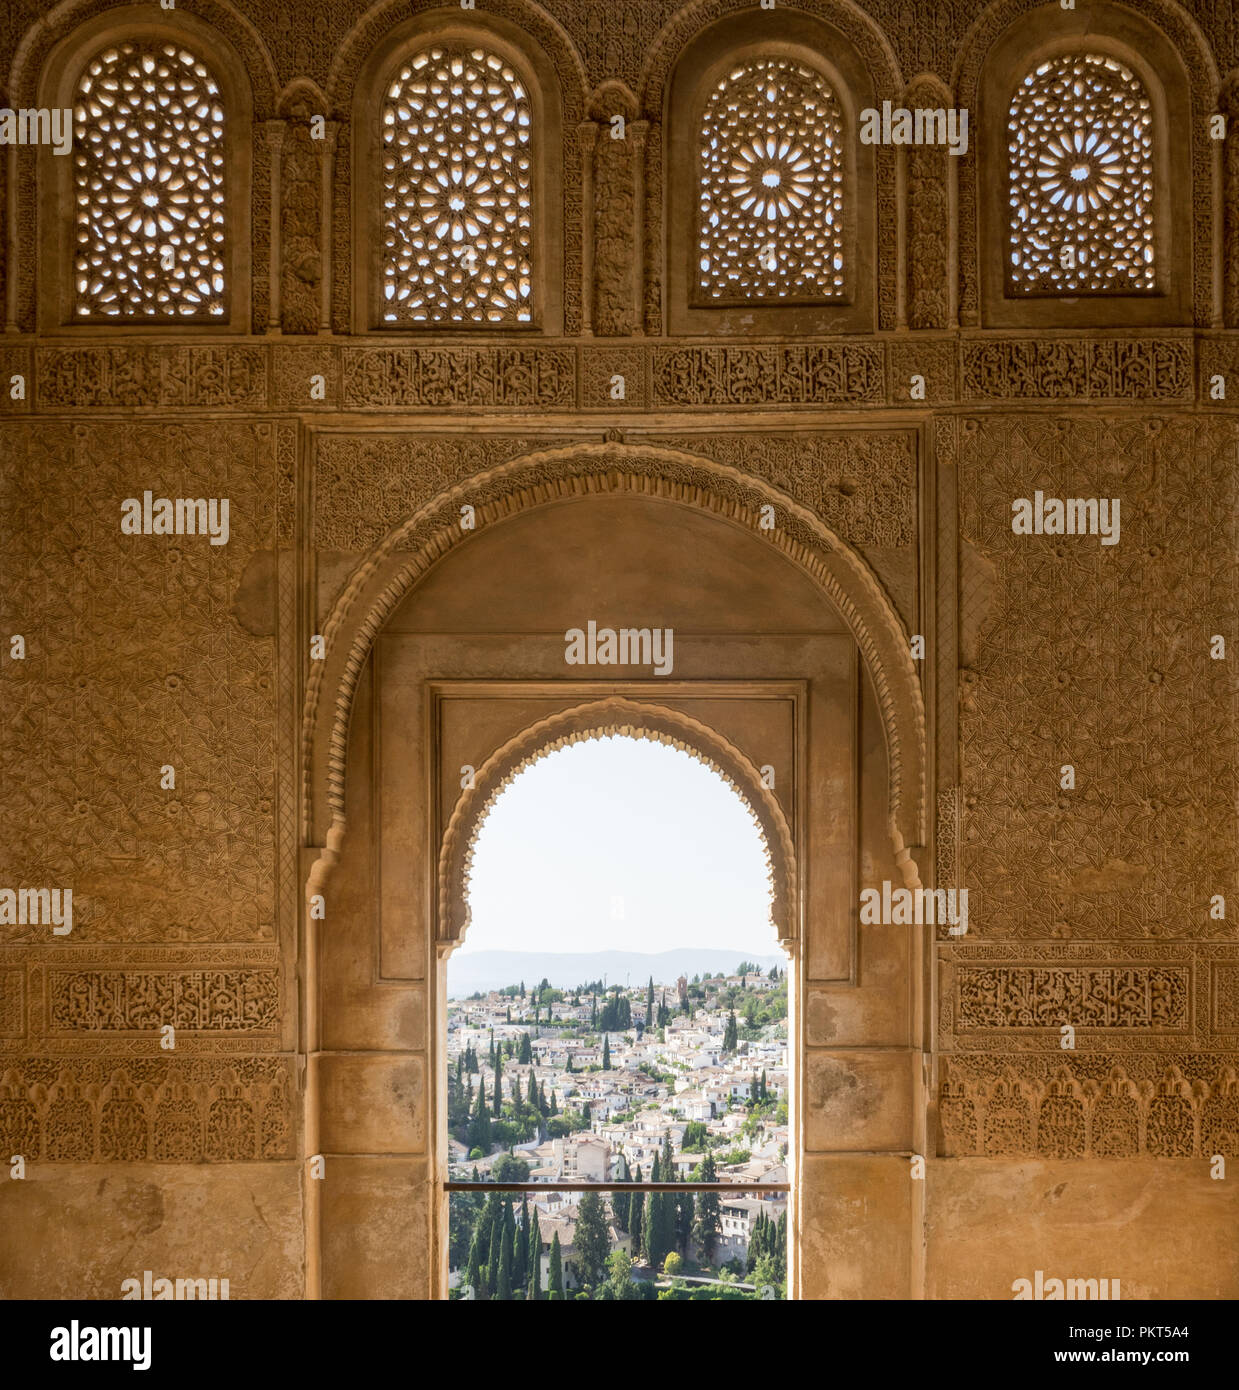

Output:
xmin=696 ymin=55 xmax=845 ymax=304
xmin=380 ymin=44 xmax=534 ymax=324
xmin=1007 ymin=51 xmax=1155 ymax=295
xmin=73 ymin=42 xmax=227 ymax=319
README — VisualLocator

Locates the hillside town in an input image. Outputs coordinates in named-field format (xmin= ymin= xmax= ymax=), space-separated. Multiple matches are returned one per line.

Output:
xmin=446 ymin=964 xmax=789 ymax=1299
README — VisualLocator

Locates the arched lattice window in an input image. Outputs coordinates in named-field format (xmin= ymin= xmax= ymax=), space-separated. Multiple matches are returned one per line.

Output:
xmin=696 ymin=55 xmax=845 ymax=303
xmin=1007 ymin=52 xmax=1155 ymax=294
xmin=380 ymin=44 xmax=533 ymax=324
xmin=73 ymin=41 xmax=226 ymax=318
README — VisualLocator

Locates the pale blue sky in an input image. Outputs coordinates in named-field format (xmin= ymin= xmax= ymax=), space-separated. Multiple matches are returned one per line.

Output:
xmin=458 ymin=735 xmax=776 ymax=957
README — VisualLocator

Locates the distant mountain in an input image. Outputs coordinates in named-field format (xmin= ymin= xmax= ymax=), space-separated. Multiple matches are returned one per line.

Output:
xmin=447 ymin=948 xmax=784 ymax=998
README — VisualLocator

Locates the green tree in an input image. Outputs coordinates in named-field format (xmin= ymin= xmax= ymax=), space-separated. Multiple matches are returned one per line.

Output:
xmin=663 ymin=1251 xmax=683 ymax=1277
xmin=646 ymin=975 xmax=655 ymax=1023
xmin=548 ymin=1232 xmax=564 ymax=1300
xmin=491 ymin=1152 xmax=530 ymax=1184
xmin=496 ymin=1220 xmax=514 ymax=1299
xmin=611 ymin=1154 xmax=631 ymax=1231
xmin=602 ymin=1034 xmax=611 ymax=1069
xmin=753 ymin=1252 xmax=783 ymax=1298
xmin=607 ymin=1249 xmax=635 ymax=1300
xmin=575 ymin=1190 xmax=610 ymax=1288
xmin=466 ymin=1227 xmax=486 ymax=1301
xmin=630 ymin=1164 xmax=645 ymax=1260
xmin=747 ymin=1211 xmax=768 ymax=1272
xmin=681 ymin=1120 xmax=708 ymax=1151
xmin=527 ymin=1210 xmax=542 ymax=1300
xmin=467 ymin=1075 xmax=491 ymax=1155
xmin=485 ymin=1203 xmax=502 ymax=1294
xmin=646 ymin=1153 xmax=666 ymax=1269
xmin=693 ymin=1153 xmax=722 ymax=1263
xmin=723 ymin=1008 xmax=738 ymax=1052
xmin=514 ymin=1196 xmax=530 ymax=1290
xmin=518 ymin=1033 xmax=532 ymax=1065
xmin=675 ymin=1191 xmax=693 ymax=1254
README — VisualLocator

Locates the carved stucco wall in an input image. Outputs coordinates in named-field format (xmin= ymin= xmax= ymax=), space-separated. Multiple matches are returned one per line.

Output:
xmin=0 ymin=0 xmax=1237 ymax=1300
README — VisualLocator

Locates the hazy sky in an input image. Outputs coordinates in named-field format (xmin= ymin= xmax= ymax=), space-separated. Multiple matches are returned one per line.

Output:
xmin=457 ymin=735 xmax=776 ymax=958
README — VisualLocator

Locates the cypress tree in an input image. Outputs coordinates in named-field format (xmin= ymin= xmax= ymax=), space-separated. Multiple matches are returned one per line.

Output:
xmin=693 ymin=1153 xmax=722 ymax=1262
xmin=497 ymin=1223 xmax=513 ymax=1300
xmin=574 ymin=1190 xmax=609 ymax=1288
xmin=602 ymin=1034 xmax=611 ymax=1070
xmin=548 ymin=1232 xmax=564 ymax=1300
xmin=646 ymin=975 xmax=655 ymax=1021
xmin=611 ymin=1154 xmax=631 ymax=1231
xmin=486 ymin=1213 xmax=502 ymax=1295
xmin=477 ymin=1192 xmax=501 ymax=1297
xmin=646 ymin=1153 xmax=665 ymax=1269
xmin=515 ymin=1197 xmax=530 ymax=1289
xmin=466 ymin=1227 xmax=486 ymax=1301
xmin=675 ymin=1191 xmax=693 ymax=1254
xmin=527 ymin=1211 xmax=543 ymax=1300
xmin=630 ymin=1164 xmax=645 ymax=1260
xmin=760 ymin=1069 xmax=769 ymax=1102
xmin=659 ymin=1134 xmax=677 ymax=1256
xmin=468 ymin=1074 xmax=491 ymax=1154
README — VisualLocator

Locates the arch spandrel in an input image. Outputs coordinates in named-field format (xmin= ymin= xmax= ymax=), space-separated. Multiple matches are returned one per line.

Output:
xmin=302 ymin=442 xmax=927 ymax=889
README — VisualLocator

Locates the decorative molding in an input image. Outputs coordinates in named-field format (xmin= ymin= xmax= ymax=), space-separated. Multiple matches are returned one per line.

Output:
xmin=0 ymin=1057 xmax=295 ymax=1162
xmin=36 ymin=347 xmax=268 ymax=409
xmin=652 ymin=344 xmax=885 ymax=406
xmin=939 ymin=1054 xmax=1239 ymax=1159
xmin=340 ymin=347 xmax=577 ymax=409
xmin=303 ymin=442 xmax=928 ymax=879
xmin=439 ymin=698 xmax=797 ymax=949
xmin=47 ymin=969 xmax=279 ymax=1033
xmin=961 ymin=337 xmax=1195 ymax=401
xmin=954 ymin=964 xmax=1190 ymax=1031
xmin=7 ymin=339 xmax=1230 ymax=410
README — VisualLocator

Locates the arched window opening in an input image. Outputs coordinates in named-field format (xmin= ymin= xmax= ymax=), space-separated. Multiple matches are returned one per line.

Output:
xmin=1007 ymin=51 xmax=1155 ymax=295
xmin=696 ymin=55 xmax=845 ymax=304
xmin=380 ymin=43 xmax=533 ymax=324
xmin=446 ymin=734 xmax=791 ymax=1301
xmin=72 ymin=41 xmax=226 ymax=319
